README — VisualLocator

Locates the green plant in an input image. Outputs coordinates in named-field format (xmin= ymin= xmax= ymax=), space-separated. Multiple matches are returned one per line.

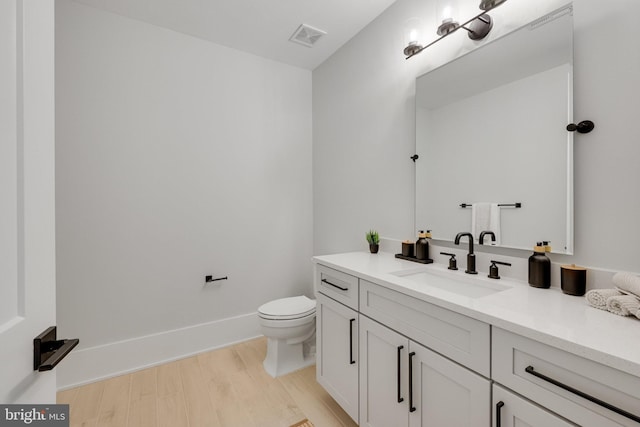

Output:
xmin=366 ymin=230 xmax=380 ymax=245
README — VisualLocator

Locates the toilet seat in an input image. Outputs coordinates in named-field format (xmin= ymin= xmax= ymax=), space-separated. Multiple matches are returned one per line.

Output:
xmin=258 ymin=296 xmax=316 ymax=320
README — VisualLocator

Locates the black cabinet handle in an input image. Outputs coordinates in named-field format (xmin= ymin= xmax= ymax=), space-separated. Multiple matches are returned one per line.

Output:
xmin=322 ymin=278 xmax=348 ymax=291
xmin=525 ymin=365 xmax=640 ymax=423
xmin=409 ymin=351 xmax=416 ymax=412
xmin=496 ymin=401 xmax=504 ymax=427
xmin=397 ymin=345 xmax=404 ymax=403
xmin=349 ymin=318 xmax=356 ymax=365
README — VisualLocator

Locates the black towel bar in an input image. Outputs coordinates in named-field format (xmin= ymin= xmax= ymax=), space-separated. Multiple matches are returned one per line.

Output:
xmin=459 ymin=202 xmax=521 ymax=208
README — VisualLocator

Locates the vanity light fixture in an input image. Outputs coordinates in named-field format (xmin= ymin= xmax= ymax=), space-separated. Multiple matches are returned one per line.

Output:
xmin=403 ymin=18 xmax=425 ymax=56
xmin=404 ymin=0 xmax=508 ymax=59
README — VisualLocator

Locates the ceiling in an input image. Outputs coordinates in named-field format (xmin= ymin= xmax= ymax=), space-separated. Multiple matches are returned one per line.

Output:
xmin=71 ymin=0 xmax=398 ymax=70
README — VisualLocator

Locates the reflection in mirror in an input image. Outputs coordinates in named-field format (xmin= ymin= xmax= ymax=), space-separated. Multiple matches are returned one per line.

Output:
xmin=415 ymin=4 xmax=574 ymax=254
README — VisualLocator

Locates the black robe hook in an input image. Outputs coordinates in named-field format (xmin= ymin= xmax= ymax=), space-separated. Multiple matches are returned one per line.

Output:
xmin=567 ymin=120 xmax=594 ymax=134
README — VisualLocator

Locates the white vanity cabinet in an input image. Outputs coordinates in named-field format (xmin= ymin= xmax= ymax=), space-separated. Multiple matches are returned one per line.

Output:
xmin=493 ymin=328 xmax=640 ymax=427
xmin=315 ymin=263 xmax=493 ymax=427
xmin=358 ymin=296 xmax=490 ymax=427
xmin=408 ymin=339 xmax=490 ymax=427
xmin=314 ymin=254 xmax=640 ymax=427
xmin=358 ymin=315 xmax=409 ymax=427
xmin=315 ymin=265 xmax=360 ymax=423
xmin=359 ymin=279 xmax=490 ymax=377
xmin=316 ymin=264 xmax=359 ymax=310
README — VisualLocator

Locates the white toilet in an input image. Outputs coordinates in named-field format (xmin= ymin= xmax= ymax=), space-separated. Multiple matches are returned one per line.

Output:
xmin=258 ymin=295 xmax=316 ymax=377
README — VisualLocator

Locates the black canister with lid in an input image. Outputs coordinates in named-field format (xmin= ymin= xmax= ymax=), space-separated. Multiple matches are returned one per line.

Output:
xmin=528 ymin=242 xmax=551 ymax=288
xmin=561 ymin=264 xmax=587 ymax=296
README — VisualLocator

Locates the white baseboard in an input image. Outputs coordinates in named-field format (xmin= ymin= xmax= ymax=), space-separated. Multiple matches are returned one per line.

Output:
xmin=57 ymin=312 xmax=261 ymax=390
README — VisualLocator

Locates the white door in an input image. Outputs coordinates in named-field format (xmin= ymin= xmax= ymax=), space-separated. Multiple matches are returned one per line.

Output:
xmin=409 ymin=340 xmax=490 ymax=427
xmin=492 ymin=385 xmax=575 ymax=427
xmin=0 ymin=0 xmax=57 ymax=403
xmin=316 ymin=293 xmax=359 ymax=423
xmin=359 ymin=315 xmax=409 ymax=427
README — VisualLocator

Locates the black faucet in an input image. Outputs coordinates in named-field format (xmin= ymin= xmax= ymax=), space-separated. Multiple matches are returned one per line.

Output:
xmin=479 ymin=231 xmax=496 ymax=245
xmin=454 ymin=232 xmax=477 ymax=274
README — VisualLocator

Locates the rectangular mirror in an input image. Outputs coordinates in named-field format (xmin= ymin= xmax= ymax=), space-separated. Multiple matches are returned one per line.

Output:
xmin=415 ymin=4 xmax=574 ymax=254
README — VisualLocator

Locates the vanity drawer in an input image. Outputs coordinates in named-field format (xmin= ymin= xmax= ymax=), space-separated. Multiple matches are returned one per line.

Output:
xmin=315 ymin=264 xmax=359 ymax=310
xmin=492 ymin=327 xmax=640 ymax=427
xmin=359 ymin=279 xmax=490 ymax=377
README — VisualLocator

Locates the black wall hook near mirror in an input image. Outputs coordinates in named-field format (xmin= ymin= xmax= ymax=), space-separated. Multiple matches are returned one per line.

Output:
xmin=410 ymin=154 xmax=419 ymax=162
xmin=567 ymin=120 xmax=594 ymax=134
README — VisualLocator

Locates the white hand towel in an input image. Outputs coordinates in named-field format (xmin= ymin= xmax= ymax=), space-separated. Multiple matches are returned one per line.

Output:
xmin=471 ymin=203 xmax=501 ymax=245
xmin=612 ymin=272 xmax=640 ymax=299
xmin=585 ymin=288 xmax=621 ymax=310
xmin=606 ymin=294 xmax=640 ymax=317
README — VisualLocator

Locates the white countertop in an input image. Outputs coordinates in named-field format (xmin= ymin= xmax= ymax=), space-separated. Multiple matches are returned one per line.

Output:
xmin=313 ymin=251 xmax=640 ymax=378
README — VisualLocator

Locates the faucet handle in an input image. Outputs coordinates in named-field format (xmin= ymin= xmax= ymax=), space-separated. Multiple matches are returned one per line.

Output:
xmin=440 ymin=252 xmax=458 ymax=270
xmin=488 ymin=260 xmax=511 ymax=280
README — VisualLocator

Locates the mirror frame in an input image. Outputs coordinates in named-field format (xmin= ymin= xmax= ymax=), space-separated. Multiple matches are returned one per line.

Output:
xmin=414 ymin=4 xmax=574 ymax=254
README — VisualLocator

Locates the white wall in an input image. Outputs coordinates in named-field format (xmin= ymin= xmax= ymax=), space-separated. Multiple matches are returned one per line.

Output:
xmin=55 ymin=0 xmax=312 ymax=387
xmin=313 ymin=0 xmax=640 ymax=273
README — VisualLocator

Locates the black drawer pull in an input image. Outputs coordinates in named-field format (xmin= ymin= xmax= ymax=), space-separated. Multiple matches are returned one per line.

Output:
xmin=349 ymin=318 xmax=356 ymax=365
xmin=496 ymin=401 xmax=504 ymax=427
xmin=409 ymin=351 xmax=416 ymax=412
xmin=321 ymin=278 xmax=348 ymax=291
xmin=525 ymin=365 xmax=640 ymax=423
xmin=397 ymin=345 xmax=404 ymax=403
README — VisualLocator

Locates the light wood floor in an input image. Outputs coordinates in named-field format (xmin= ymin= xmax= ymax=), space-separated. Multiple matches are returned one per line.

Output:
xmin=56 ymin=337 xmax=358 ymax=427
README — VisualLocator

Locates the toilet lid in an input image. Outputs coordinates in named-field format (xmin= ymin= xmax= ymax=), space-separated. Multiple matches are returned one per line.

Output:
xmin=258 ymin=296 xmax=316 ymax=320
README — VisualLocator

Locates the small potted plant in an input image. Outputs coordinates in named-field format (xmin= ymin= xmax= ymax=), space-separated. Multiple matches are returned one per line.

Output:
xmin=366 ymin=230 xmax=380 ymax=254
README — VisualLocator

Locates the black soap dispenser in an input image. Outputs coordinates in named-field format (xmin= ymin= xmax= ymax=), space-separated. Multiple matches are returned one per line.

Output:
xmin=528 ymin=242 xmax=551 ymax=288
xmin=416 ymin=230 xmax=430 ymax=261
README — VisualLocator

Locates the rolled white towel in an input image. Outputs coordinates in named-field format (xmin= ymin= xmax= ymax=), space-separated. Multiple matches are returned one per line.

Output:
xmin=606 ymin=295 xmax=640 ymax=316
xmin=585 ymin=289 xmax=621 ymax=310
xmin=612 ymin=272 xmax=640 ymax=299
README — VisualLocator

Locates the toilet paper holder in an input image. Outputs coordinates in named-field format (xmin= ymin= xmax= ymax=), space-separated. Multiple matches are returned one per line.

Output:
xmin=205 ymin=275 xmax=228 ymax=283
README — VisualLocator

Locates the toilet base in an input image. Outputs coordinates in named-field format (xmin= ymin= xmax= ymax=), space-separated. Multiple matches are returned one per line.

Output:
xmin=263 ymin=335 xmax=316 ymax=378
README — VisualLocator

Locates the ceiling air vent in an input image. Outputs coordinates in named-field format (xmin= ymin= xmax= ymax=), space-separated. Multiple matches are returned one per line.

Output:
xmin=289 ymin=24 xmax=326 ymax=48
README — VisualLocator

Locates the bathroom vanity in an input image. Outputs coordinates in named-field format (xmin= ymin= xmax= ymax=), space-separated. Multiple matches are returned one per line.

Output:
xmin=314 ymin=252 xmax=640 ymax=427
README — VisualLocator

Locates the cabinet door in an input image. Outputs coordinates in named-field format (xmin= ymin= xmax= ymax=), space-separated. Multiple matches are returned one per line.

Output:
xmin=493 ymin=385 xmax=576 ymax=427
xmin=316 ymin=293 xmax=359 ymax=423
xmin=359 ymin=315 xmax=409 ymax=427
xmin=409 ymin=340 xmax=491 ymax=427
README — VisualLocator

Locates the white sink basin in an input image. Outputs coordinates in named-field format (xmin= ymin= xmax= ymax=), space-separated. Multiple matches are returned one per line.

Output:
xmin=391 ymin=267 xmax=512 ymax=298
